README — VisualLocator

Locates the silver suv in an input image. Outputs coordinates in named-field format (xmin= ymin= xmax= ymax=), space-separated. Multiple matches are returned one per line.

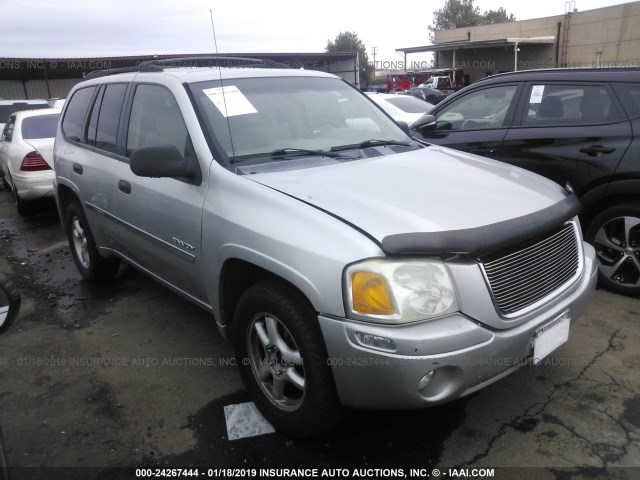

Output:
xmin=54 ymin=59 xmax=597 ymax=437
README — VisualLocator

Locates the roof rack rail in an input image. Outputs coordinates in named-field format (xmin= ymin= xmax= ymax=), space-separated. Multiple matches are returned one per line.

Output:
xmin=84 ymin=64 xmax=163 ymax=79
xmin=83 ymin=55 xmax=292 ymax=80
xmin=139 ymin=56 xmax=292 ymax=69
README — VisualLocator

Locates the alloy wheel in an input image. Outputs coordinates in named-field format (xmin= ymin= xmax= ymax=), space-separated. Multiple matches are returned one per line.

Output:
xmin=246 ymin=312 xmax=305 ymax=412
xmin=592 ymin=216 xmax=640 ymax=287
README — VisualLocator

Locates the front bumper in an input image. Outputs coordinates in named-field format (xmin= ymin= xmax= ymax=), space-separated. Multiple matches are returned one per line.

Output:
xmin=319 ymin=242 xmax=598 ymax=409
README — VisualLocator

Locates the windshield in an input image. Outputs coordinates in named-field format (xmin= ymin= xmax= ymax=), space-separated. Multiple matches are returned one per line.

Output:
xmin=190 ymin=76 xmax=409 ymax=165
xmin=21 ymin=114 xmax=60 ymax=139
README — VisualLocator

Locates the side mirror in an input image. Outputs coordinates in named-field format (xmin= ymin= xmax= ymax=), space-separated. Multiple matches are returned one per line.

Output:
xmin=411 ymin=114 xmax=437 ymax=131
xmin=130 ymin=145 xmax=197 ymax=179
xmin=0 ymin=272 xmax=20 ymax=334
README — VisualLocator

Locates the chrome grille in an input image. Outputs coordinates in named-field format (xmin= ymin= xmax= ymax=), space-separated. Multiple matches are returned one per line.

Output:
xmin=481 ymin=223 xmax=581 ymax=315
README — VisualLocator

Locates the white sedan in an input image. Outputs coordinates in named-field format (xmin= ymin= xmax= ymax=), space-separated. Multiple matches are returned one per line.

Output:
xmin=366 ymin=93 xmax=434 ymax=127
xmin=0 ymin=109 xmax=61 ymax=215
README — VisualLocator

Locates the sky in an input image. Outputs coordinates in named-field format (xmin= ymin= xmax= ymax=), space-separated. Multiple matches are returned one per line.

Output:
xmin=0 ymin=0 xmax=636 ymax=64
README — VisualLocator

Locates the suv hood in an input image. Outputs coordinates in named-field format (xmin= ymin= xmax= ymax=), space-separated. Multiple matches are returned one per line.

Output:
xmin=249 ymin=146 xmax=568 ymax=246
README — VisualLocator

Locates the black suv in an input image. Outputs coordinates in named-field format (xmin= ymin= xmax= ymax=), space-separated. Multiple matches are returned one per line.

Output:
xmin=413 ymin=68 xmax=640 ymax=297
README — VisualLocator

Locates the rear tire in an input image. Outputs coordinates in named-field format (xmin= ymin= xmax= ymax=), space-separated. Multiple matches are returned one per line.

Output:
xmin=585 ymin=203 xmax=640 ymax=297
xmin=65 ymin=201 xmax=119 ymax=282
xmin=233 ymin=280 xmax=347 ymax=437
xmin=7 ymin=176 xmax=32 ymax=216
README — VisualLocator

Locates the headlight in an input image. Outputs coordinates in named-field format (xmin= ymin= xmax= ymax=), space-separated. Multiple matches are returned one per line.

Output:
xmin=344 ymin=258 xmax=459 ymax=324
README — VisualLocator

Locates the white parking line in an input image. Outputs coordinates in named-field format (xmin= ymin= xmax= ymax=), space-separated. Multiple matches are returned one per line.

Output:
xmin=224 ymin=402 xmax=275 ymax=440
xmin=36 ymin=240 xmax=69 ymax=255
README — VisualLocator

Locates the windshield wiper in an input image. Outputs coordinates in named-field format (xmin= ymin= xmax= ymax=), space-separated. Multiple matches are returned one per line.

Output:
xmin=330 ymin=139 xmax=412 ymax=151
xmin=270 ymin=148 xmax=346 ymax=159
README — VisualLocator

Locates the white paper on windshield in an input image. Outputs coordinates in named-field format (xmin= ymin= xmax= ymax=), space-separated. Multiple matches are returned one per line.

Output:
xmin=529 ymin=85 xmax=545 ymax=104
xmin=203 ymin=86 xmax=257 ymax=117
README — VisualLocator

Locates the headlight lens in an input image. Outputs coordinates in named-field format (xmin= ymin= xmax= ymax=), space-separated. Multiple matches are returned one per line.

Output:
xmin=345 ymin=259 xmax=459 ymax=324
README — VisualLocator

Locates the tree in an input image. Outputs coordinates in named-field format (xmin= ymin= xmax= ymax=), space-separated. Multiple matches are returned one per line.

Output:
xmin=429 ymin=0 xmax=515 ymax=40
xmin=431 ymin=0 xmax=481 ymax=32
xmin=325 ymin=31 xmax=373 ymax=86
xmin=481 ymin=7 xmax=516 ymax=24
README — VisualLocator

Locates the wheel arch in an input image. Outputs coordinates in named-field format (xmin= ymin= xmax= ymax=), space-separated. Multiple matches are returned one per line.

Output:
xmin=55 ymin=183 xmax=81 ymax=224
xmin=580 ymin=179 xmax=640 ymax=229
xmin=218 ymin=257 xmax=319 ymax=332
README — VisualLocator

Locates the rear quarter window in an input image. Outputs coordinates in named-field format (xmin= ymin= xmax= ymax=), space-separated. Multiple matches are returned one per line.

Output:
xmin=61 ymin=86 xmax=96 ymax=142
xmin=612 ymin=84 xmax=640 ymax=119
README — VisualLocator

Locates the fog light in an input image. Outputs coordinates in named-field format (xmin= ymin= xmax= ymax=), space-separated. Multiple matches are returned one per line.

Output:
xmin=355 ymin=332 xmax=396 ymax=351
xmin=418 ymin=371 xmax=435 ymax=390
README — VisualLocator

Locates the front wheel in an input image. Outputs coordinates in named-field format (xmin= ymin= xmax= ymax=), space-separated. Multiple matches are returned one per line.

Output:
xmin=65 ymin=201 xmax=120 ymax=282
xmin=585 ymin=203 xmax=640 ymax=297
xmin=233 ymin=280 xmax=347 ymax=437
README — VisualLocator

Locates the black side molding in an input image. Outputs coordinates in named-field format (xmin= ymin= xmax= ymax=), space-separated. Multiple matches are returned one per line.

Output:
xmin=381 ymin=194 xmax=581 ymax=257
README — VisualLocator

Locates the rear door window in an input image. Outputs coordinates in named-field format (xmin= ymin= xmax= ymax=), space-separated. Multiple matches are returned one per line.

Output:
xmin=90 ymin=83 xmax=127 ymax=154
xmin=520 ymin=84 xmax=624 ymax=126
xmin=1 ymin=117 xmax=16 ymax=142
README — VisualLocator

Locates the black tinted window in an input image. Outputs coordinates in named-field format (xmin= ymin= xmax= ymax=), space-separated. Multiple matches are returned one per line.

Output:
xmin=21 ymin=114 xmax=60 ymax=139
xmin=94 ymin=84 xmax=127 ymax=153
xmin=435 ymin=85 xmax=517 ymax=130
xmin=613 ymin=84 xmax=640 ymax=119
xmin=2 ymin=117 xmax=15 ymax=141
xmin=62 ymin=86 xmax=96 ymax=141
xmin=522 ymin=84 xmax=623 ymax=126
xmin=126 ymin=84 xmax=189 ymax=157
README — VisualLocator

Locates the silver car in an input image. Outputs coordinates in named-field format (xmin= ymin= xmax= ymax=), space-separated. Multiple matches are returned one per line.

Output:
xmin=53 ymin=60 xmax=597 ymax=437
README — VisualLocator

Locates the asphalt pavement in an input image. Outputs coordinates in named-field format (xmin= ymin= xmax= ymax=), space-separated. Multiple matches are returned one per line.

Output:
xmin=0 ymin=189 xmax=638 ymax=480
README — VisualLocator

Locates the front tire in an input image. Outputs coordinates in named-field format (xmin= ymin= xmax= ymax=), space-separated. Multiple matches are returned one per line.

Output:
xmin=65 ymin=201 xmax=120 ymax=282
xmin=585 ymin=203 xmax=640 ymax=297
xmin=233 ymin=280 xmax=347 ymax=437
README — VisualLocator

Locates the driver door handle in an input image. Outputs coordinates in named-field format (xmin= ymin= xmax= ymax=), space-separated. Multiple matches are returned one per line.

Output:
xmin=580 ymin=145 xmax=615 ymax=156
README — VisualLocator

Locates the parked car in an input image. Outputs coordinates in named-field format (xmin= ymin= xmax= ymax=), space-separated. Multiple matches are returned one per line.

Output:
xmin=408 ymin=76 xmax=455 ymax=104
xmin=412 ymin=68 xmax=640 ymax=297
xmin=0 ymin=100 xmax=50 ymax=131
xmin=0 ymin=109 xmax=61 ymax=214
xmin=54 ymin=59 xmax=596 ymax=437
xmin=366 ymin=92 xmax=434 ymax=126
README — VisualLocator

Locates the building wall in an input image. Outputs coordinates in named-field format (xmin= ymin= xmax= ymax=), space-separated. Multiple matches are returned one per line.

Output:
xmin=433 ymin=1 xmax=640 ymax=84
xmin=0 ymin=78 xmax=81 ymax=100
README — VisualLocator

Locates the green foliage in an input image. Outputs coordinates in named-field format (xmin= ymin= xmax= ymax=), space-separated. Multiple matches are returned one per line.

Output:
xmin=325 ymin=31 xmax=373 ymax=85
xmin=481 ymin=7 xmax=516 ymax=24
xmin=429 ymin=0 xmax=516 ymax=39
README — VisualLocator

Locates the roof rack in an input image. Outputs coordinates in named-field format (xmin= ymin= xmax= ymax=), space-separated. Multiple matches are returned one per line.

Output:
xmin=83 ymin=55 xmax=291 ymax=79
xmin=140 ymin=56 xmax=292 ymax=69
xmin=84 ymin=64 xmax=163 ymax=79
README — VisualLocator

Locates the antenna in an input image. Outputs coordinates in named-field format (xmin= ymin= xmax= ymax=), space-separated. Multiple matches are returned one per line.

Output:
xmin=209 ymin=9 xmax=238 ymax=170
